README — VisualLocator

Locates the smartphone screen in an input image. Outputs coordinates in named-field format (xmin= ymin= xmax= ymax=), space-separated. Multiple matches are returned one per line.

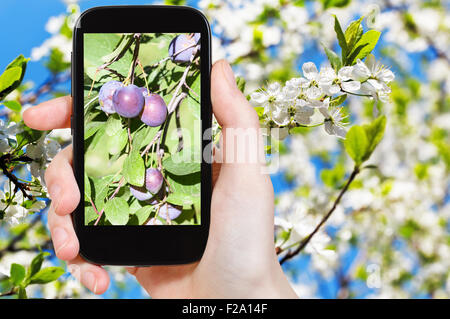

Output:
xmin=83 ymin=33 xmax=201 ymax=226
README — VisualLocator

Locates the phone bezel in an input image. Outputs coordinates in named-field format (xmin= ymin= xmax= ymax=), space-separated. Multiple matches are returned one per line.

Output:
xmin=72 ymin=5 xmax=212 ymax=266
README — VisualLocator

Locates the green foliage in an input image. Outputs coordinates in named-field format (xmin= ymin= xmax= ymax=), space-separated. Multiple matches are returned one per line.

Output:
xmin=344 ymin=116 xmax=386 ymax=166
xmin=84 ymin=33 xmax=133 ymax=82
xmin=10 ymin=264 xmax=26 ymax=286
xmin=322 ymin=0 xmax=351 ymax=10
xmin=46 ymin=48 xmax=71 ymax=74
xmin=0 ymin=55 xmax=29 ymax=101
xmin=321 ymin=163 xmax=346 ymax=188
xmin=2 ymin=100 xmax=21 ymax=112
xmin=15 ymin=124 xmax=44 ymax=149
xmin=163 ymin=148 xmax=201 ymax=176
xmin=123 ymin=150 xmax=145 ymax=187
xmin=329 ymin=16 xmax=380 ymax=67
xmin=344 ymin=126 xmax=368 ymax=165
xmin=236 ymin=76 xmax=246 ymax=93
xmin=323 ymin=44 xmax=342 ymax=71
xmin=5 ymin=251 xmax=64 ymax=299
xmin=29 ymin=267 xmax=65 ymax=285
xmin=346 ymin=30 xmax=381 ymax=65
xmin=104 ymin=197 xmax=130 ymax=225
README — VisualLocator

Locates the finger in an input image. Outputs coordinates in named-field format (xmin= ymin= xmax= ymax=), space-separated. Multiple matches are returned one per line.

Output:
xmin=67 ymin=255 xmax=110 ymax=295
xmin=47 ymin=204 xmax=79 ymax=261
xmin=211 ymin=60 xmax=259 ymax=129
xmin=45 ymin=145 xmax=80 ymax=216
xmin=210 ymin=59 xmax=265 ymax=168
xmin=23 ymin=96 xmax=72 ymax=130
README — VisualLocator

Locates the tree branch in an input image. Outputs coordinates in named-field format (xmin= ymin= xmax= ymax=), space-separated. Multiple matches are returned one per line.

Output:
xmin=278 ymin=166 xmax=360 ymax=265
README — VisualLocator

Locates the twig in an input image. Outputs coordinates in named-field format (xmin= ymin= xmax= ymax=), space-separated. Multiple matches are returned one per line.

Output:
xmin=89 ymin=198 xmax=100 ymax=216
xmin=167 ymin=55 xmax=194 ymax=114
xmin=130 ymin=34 xmax=141 ymax=84
xmin=150 ymin=42 xmax=198 ymax=68
xmin=278 ymin=166 xmax=360 ymax=265
xmin=0 ymin=154 xmax=33 ymax=200
xmin=140 ymin=130 xmax=163 ymax=157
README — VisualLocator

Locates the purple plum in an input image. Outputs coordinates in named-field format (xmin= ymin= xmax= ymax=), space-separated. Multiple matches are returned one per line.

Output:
xmin=140 ymin=93 xmax=167 ymax=127
xmin=130 ymin=185 xmax=153 ymax=201
xmin=159 ymin=203 xmax=182 ymax=220
xmin=146 ymin=218 xmax=163 ymax=225
xmin=99 ymin=81 xmax=122 ymax=114
xmin=139 ymin=87 xmax=150 ymax=97
xmin=112 ymin=84 xmax=144 ymax=118
xmin=145 ymin=168 xmax=163 ymax=194
xmin=169 ymin=33 xmax=200 ymax=63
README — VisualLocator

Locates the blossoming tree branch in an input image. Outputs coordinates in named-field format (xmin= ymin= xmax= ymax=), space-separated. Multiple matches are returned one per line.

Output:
xmin=248 ymin=16 xmax=394 ymax=262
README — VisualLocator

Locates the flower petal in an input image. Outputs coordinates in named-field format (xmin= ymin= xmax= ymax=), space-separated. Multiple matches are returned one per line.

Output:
xmin=302 ymin=62 xmax=319 ymax=80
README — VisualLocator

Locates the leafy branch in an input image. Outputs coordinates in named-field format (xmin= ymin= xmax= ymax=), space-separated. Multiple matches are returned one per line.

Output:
xmin=277 ymin=116 xmax=387 ymax=263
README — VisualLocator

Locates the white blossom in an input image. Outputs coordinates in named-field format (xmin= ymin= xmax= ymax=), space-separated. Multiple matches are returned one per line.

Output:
xmin=319 ymin=104 xmax=348 ymax=139
xmin=26 ymin=136 xmax=61 ymax=187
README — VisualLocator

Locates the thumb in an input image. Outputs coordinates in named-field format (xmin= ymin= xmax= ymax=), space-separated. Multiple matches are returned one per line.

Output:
xmin=211 ymin=60 xmax=265 ymax=168
xmin=211 ymin=60 xmax=260 ymax=129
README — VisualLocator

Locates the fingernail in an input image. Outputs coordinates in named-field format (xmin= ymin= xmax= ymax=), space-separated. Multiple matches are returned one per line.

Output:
xmin=49 ymin=184 xmax=61 ymax=212
xmin=52 ymin=227 xmax=68 ymax=255
xmin=82 ymin=271 xmax=97 ymax=294
xmin=221 ymin=60 xmax=236 ymax=89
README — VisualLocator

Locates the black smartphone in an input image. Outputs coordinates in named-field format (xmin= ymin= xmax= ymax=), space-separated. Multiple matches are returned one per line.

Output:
xmin=71 ymin=5 xmax=212 ymax=266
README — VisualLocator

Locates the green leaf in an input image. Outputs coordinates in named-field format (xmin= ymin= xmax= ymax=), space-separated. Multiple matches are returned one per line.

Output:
xmin=181 ymin=72 xmax=201 ymax=120
xmin=85 ymin=206 xmax=98 ymax=224
xmin=132 ymin=206 xmax=154 ymax=225
xmin=0 ymin=68 xmax=21 ymax=96
xmin=0 ymin=54 xmax=29 ymax=101
xmin=18 ymin=286 xmax=27 ymax=299
xmin=101 ymin=34 xmax=134 ymax=63
xmin=333 ymin=15 xmax=348 ymax=63
xmin=163 ymin=148 xmax=201 ymax=176
xmin=105 ymin=114 xmax=123 ymax=137
xmin=27 ymin=251 xmax=50 ymax=280
xmin=29 ymin=267 xmax=64 ymax=284
xmin=17 ymin=125 xmax=43 ymax=148
xmin=166 ymin=172 xmax=201 ymax=208
xmin=2 ymin=100 xmax=21 ymax=112
xmin=10 ymin=263 xmax=26 ymax=286
xmin=122 ymin=149 xmax=145 ymax=186
xmin=85 ymin=121 xmax=104 ymax=140
xmin=330 ymin=94 xmax=347 ymax=107
xmin=138 ymin=34 xmax=173 ymax=67
xmin=84 ymin=173 xmax=92 ymax=202
xmin=132 ymin=125 xmax=159 ymax=151
xmin=236 ymin=77 xmax=246 ymax=93
xmin=92 ymin=174 xmax=116 ymax=211
xmin=323 ymin=45 xmax=342 ymax=71
xmin=323 ymin=0 xmax=350 ymax=9
xmin=344 ymin=125 xmax=368 ymax=165
xmin=104 ymin=197 xmax=130 ymax=225
xmin=345 ymin=17 xmax=364 ymax=51
xmin=361 ymin=115 xmax=386 ymax=161
xmin=84 ymin=34 xmax=133 ymax=82
xmin=106 ymin=129 xmax=128 ymax=155
xmin=321 ymin=163 xmax=346 ymax=188
xmin=46 ymin=48 xmax=70 ymax=73
xmin=347 ymin=30 xmax=381 ymax=65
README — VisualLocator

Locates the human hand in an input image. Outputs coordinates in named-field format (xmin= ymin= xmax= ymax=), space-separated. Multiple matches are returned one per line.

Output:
xmin=23 ymin=59 xmax=297 ymax=298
